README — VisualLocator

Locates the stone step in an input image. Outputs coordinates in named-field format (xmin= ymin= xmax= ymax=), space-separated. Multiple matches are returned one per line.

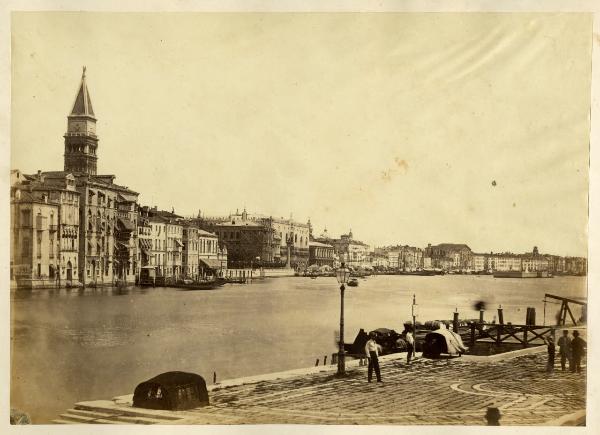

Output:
xmin=67 ymin=407 xmax=172 ymax=424
xmin=52 ymin=418 xmax=77 ymax=424
xmin=59 ymin=412 xmax=123 ymax=424
xmin=74 ymin=401 xmax=184 ymax=422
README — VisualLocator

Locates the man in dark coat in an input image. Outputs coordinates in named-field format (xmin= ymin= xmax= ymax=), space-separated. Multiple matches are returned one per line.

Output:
xmin=557 ymin=330 xmax=572 ymax=372
xmin=546 ymin=336 xmax=556 ymax=373
xmin=570 ymin=330 xmax=586 ymax=374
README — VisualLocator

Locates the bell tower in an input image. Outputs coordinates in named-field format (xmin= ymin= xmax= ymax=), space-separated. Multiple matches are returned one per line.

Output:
xmin=64 ymin=67 xmax=98 ymax=176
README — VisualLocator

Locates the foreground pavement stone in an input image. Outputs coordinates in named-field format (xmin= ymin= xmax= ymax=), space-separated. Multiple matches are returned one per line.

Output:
xmin=58 ymin=349 xmax=586 ymax=425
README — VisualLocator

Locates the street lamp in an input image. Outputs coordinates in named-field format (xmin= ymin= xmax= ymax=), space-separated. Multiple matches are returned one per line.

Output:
xmin=335 ymin=262 xmax=350 ymax=376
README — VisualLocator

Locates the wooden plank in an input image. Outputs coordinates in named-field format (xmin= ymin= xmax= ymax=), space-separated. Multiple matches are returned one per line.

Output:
xmin=545 ymin=293 xmax=587 ymax=306
xmin=566 ymin=304 xmax=578 ymax=326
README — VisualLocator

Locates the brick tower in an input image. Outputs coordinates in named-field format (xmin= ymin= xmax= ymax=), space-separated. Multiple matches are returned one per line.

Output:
xmin=64 ymin=67 xmax=98 ymax=176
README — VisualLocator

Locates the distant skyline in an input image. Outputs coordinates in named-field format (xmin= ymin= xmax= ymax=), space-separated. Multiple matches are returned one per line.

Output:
xmin=11 ymin=13 xmax=591 ymax=257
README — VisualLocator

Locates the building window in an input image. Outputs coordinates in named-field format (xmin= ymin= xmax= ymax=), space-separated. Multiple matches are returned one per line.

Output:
xmin=21 ymin=210 xmax=31 ymax=227
xmin=22 ymin=238 xmax=30 ymax=258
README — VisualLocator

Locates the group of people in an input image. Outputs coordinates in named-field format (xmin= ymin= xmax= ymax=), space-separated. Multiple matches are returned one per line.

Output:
xmin=547 ymin=329 xmax=586 ymax=374
xmin=364 ymin=330 xmax=415 ymax=383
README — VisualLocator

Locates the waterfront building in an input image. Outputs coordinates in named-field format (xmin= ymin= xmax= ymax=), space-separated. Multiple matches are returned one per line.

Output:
xmin=488 ymin=253 xmax=522 ymax=271
xmin=226 ymin=209 xmax=310 ymax=268
xmin=62 ymin=70 xmax=140 ymax=286
xmin=424 ymin=243 xmax=473 ymax=271
xmin=10 ymin=68 xmax=141 ymax=288
xmin=376 ymin=245 xmax=423 ymax=270
xmin=387 ymin=251 xmax=400 ymax=269
xmin=148 ymin=214 xmax=167 ymax=277
xmin=137 ymin=206 xmax=153 ymax=274
xmin=196 ymin=209 xmax=308 ymax=269
xmin=210 ymin=213 xmax=278 ymax=268
xmin=197 ymin=229 xmax=225 ymax=278
xmin=308 ymin=241 xmax=335 ymax=267
xmin=330 ymin=230 xmax=372 ymax=269
xmin=520 ymin=247 xmax=549 ymax=272
xmin=182 ymin=224 xmax=199 ymax=280
xmin=370 ymin=250 xmax=389 ymax=269
xmin=146 ymin=209 xmax=183 ymax=282
xmin=398 ymin=246 xmax=424 ymax=271
xmin=565 ymin=257 xmax=587 ymax=275
xmin=472 ymin=253 xmax=488 ymax=272
xmin=547 ymin=255 xmax=566 ymax=274
xmin=10 ymin=170 xmax=80 ymax=288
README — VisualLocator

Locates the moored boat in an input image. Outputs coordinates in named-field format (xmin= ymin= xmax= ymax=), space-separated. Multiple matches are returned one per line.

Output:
xmin=347 ymin=278 xmax=359 ymax=287
xmin=174 ymin=280 xmax=221 ymax=290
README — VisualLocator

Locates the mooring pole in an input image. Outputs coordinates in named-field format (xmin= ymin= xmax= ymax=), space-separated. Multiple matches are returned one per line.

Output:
xmin=412 ymin=294 xmax=417 ymax=358
xmin=453 ymin=308 xmax=459 ymax=333
xmin=497 ymin=305 xmax=504 ymax=325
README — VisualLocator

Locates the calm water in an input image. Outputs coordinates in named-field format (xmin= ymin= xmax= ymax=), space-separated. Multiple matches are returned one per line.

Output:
xmin=11 ymin=275 xmax=586 ymax=423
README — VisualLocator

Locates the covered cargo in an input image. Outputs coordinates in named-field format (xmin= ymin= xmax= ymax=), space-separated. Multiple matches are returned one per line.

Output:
xmin=132 ymin=371 xmax=209 ymax=411
xmin=423 ymin=328 xmax=468 ymax=358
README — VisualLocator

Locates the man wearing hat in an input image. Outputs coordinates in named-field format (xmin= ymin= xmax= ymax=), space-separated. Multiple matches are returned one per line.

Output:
xmin=365 ymin=333 xmax=382 ymax=383
xmin=570 ymin=330 xmax=586 ymax=374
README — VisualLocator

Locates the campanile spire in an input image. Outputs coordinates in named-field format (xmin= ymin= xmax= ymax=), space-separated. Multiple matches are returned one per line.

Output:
xmin=64 ymin=67 xmax=99 ymax=175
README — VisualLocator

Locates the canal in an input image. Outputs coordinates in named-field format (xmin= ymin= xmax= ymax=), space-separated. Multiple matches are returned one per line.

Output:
xmin=11 ymin=274 xmax=586 ymax=423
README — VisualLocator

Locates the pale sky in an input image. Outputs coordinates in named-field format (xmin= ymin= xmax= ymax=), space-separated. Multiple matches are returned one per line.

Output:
xmin=11 ymin=12 xmax=591 ymax=256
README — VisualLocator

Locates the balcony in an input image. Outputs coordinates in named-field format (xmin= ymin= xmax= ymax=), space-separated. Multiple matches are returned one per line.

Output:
xmin=36 ymin=215 xmax=48 ymax=231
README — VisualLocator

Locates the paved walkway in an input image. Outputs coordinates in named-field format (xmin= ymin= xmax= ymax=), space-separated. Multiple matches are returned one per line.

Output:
xmin=57 ymin=347 xmax=586 ymax=425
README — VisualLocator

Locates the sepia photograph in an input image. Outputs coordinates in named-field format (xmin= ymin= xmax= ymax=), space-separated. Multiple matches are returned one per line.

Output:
xmin=5 ymin=4 xmax=597 ymax=431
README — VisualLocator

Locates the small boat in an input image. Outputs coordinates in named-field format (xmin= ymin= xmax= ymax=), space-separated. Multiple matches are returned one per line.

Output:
xmin=347 ymin=278 xmax=359 ymax=287
xmin=224 ymin=277 xmax=247 ymax=284
xmin=174 ymin=280 xmax=220 ymax=291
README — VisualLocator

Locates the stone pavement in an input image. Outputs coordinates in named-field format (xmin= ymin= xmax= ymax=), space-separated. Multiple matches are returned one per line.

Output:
xmin=56 ymin=346 xmax=586 ymax=425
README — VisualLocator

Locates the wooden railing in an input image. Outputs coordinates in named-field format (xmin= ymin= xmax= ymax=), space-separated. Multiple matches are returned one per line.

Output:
xmin=466 ymin=323 xmax=554 ymax=348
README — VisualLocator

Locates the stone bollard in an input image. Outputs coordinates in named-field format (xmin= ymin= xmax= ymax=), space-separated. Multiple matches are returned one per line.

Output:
xmin=485 ymin=407 xmax=501 ymax=425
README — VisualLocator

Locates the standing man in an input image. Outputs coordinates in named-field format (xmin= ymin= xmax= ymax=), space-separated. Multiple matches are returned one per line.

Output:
xmin=546 ymin=336 xmax=556 ymax=373
xmin=570 ymin=330 xmax=587 ymax=374
xmin=557 ymin=330 xmax=572 ymax=372
xmin=405 ymin=328 xmax=415 ymax=365
xmin=365 ymin=333 xmax=382 ymax=383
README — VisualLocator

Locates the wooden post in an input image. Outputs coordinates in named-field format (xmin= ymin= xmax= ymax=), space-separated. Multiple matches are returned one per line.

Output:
xmin=470 ymin=322 xmax=476 ymax=348
xmin=213 ymin=371 xmax=217 ymax=384
xmin=496 ymin=324 xmax=502 ymax=345
xmin=497 ymin=305 xmax=504 ymax=325
xmin=479 ymin=309 xmax=484 ymax=324
xmin=315 ymin=358 xmax=319 ymax=366
xmin=453 ymin=311 xmax=459 ymax=333
xmin=523 ymin=325 xmax=528 ymax=348
xmin=323 ymin=355 xmax=327 ymax=365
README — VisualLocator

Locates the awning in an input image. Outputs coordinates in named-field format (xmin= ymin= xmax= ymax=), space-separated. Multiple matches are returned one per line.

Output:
xmin=199 ymin=258 xmax=222 ymax=270
xmin=117 ymin=192 xmax=138 ymax=203
xmin=117 ymin=217 xmax=135 ymax=232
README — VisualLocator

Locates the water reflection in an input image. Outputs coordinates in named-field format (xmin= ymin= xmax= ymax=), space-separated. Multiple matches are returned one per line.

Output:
xmin=11 ymin=275 xmax=586 ymax=423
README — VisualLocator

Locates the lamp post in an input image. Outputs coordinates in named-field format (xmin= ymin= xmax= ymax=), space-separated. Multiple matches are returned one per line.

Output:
xmin=335 ymin=262 xmax=350 ymax=376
